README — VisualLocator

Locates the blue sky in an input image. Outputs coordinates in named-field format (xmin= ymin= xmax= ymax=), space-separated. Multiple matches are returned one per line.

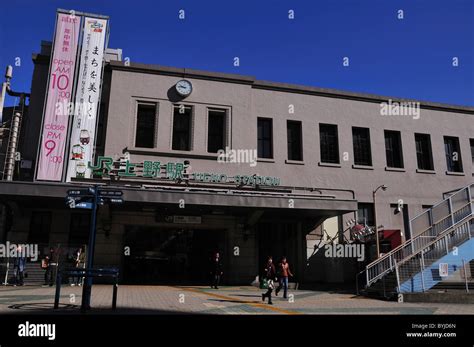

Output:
xmin=1 ymin=0 xmax=473 ymax=107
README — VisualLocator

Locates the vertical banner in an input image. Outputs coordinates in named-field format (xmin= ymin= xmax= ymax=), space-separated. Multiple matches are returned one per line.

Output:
xmin=36 ymin=12 xmax=81 ymax=181
xmin=66 ymin=17 xmax=108 ymax=181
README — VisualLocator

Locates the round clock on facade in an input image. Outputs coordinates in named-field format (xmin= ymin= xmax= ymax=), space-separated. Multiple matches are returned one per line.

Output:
xmin=175 ymin=79 xmax=193 ymax=97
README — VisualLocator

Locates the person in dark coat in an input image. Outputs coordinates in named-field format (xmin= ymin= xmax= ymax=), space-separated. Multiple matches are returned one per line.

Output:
xmin=43 ymin=247 xmax=56 ymax=286
xmin=71 ymin=247 xmax=85 ymax=286
xmin=261 ymin=256 xmax=276 ymax=305
xmin=210 ymin=252 xmax=223 ymax=289
xmin=13 ymin=246 xmax=26 ymax=286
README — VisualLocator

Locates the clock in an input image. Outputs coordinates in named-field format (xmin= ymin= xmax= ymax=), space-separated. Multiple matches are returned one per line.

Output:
xmin=175 ymin=79 xmax=193 ymax=97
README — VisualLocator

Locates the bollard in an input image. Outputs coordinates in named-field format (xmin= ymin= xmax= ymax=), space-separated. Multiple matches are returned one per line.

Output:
xmin=54 ymin=272 xmax=62 ymax=309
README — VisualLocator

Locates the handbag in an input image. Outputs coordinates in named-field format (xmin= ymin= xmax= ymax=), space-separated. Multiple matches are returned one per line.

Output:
xmin=260 ymin=279 xmax=269 ymax=289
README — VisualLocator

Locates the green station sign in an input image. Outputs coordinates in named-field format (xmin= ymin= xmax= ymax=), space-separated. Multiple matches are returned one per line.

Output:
xmin=87 ymin=156 xmax=280 ymax=187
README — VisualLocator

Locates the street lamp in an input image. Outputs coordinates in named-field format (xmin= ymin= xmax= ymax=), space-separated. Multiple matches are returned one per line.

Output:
xmin=372 ymin=184 xmax=387 ymax=258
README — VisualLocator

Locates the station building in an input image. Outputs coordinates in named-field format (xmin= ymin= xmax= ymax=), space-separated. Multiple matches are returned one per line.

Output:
xmin=0 ymin=40 xmax=473 ymax=286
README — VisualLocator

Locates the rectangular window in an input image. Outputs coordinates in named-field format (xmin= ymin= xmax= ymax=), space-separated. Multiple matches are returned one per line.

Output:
xmin=172 ymin=105 xmax=192 ymax=151
xmin=287 ymin=120 xmax=303 ymax=161
xmin=69 ymin=213 xmax=90 ymax=245
xmin=207 ymin=109 xmax=227 ymax=153
xmin=258 ymin=118 xmax=273 ymax=159
xmin=320 ymin=124 xmax=339 ymax=164
xmin=470 ymin=139 xmax=474 ymax=169
xmin=135 ymin=103 xmax=157 ymax=148
xmin=357 ymin=203 xmax=374 ymax=227
xmin=444 ymin=136 xmax=463 ymax=172
xmin=96 ymin=102 xmax=107 ymax=148
xmin=384 ymin=130 xmax=404 ymax=168
xmin=28 ymin=212 xmax=52 ymax=244
xmin=352 ymin=127 xmax=372 ymax=166
xmin=415 ymin=133 xmax=434 ymax=170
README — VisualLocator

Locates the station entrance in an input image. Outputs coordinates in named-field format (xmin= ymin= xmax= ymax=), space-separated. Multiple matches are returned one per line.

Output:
xmin=122 ymin=226 xmax=226 ymax=284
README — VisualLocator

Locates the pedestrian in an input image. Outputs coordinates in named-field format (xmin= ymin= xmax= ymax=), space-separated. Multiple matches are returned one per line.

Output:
xmin=261 ymin=256 xmax=276 ymax=305
xmin=275 ymin=256 xmax=293 ymax=299
xmin=13 ymin=246 xmax=26 ymax=286
xmin=71 ymin=247 xmax=85 ymax=286
xmin=210 ymin=251 xmax=223 ymax=289
xmin=43 ymin=247 xmax=56 ymax=287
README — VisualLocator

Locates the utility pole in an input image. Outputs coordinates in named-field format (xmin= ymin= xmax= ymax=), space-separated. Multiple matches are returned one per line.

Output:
xmin=373 ymin=184 xmax=387 ymax=258
xmin=81 ymin=185 xmax=99 ymax=311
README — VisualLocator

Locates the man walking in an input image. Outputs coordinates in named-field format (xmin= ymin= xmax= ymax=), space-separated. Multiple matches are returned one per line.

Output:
xmin=261 ymin=256 xmax=276 ymax=305
xmin=275 ymin=256 xmax=293 ymax=299
xmin=210 ymin=252 xmax=223 ymax=289
xmin=13 ymin=246 xmax=26 ymax=286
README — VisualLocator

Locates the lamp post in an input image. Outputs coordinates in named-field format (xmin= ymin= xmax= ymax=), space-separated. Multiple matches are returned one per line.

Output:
xmin=373 ymin=184 xmax=387 ymax=258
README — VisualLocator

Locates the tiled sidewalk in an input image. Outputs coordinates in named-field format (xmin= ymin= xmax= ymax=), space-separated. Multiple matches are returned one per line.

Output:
xmin=0 ymin=285 xmax=473 ymax=315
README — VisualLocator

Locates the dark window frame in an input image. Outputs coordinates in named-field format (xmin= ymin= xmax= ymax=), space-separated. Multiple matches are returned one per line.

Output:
xmin=207 ymin=108 xmax=227 ymax=153
xmin=384 ymin=130 xmax=404 ymax=168
xmin=415 ymin=133 xmax=434 ymax=171
xmin=357 ymin=203 xmax=374 ymax=227
xmin=172 ymin=105 xmax=193 ymax=151
xmin=470 ymin=139 xmax=474 ymax=167
xmin=320 ymin=123 xmax=340 ymax=164
xmin=257 ymin=117 xmax=274 ymax=159
xmin=287 ymin=120 xmax=303 ymax=161
xmin=352 ymin=127 xmax=372 ymax=166
xmin=444 ymin=136 xmax=463 ymax=173
xmin=134 ymin=102 xmax=157 ymax=148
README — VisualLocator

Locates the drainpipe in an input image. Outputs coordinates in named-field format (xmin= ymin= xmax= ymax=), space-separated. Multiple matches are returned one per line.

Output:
xmin=4 ymin=112 xmax=21 ymax=181
xmin=1 ymin=65 xmax=31 ymax=181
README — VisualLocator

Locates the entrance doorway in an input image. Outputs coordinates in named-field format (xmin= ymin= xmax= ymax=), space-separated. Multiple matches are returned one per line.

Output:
xmin=257 ymin=222 xmax=299 ymax=280
xmin=122 ymin=226 xmax=226 ymax=284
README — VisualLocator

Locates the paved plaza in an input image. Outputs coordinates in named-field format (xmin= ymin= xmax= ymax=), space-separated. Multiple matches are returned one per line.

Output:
xmin=0 ymin=285 xmax=473 ymax=315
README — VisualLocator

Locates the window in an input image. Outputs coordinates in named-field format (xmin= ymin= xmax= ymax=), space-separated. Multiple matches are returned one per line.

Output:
xmin=384 ymin=130 xmax=404 ymax=168
xmin=207 ymin=109 xmax=227 ymax=153
xmin=69 ymin=213 xmax=90 ymax=245
xmin=96 ymin=102 xmax=107 ymax=148
xmin=172 ymin=105 xmax=192 ymax=151
xmin=135 ymin=103 xmax=157 ymax=148
xmin=258 ymin=118 xmax=273 ymax=159
xmin=444 ymin=136 xmax=463 ymax=172
xmin=28 ymin=212 xmax=51 ymax=244
xmin=357 ymin=203 xmax=374 ymax=226
xmin=352 ymin=127 xmax=372 ymax=166
xmin=320 ymin=124 xmax=339 ymax=164
xmin=287 ymin=120 xmax=303 ymax=161
xmin=415 ymin=133 xmax=434 ymax=170
xmin=470 ymin=139 xmax=474 ymax=169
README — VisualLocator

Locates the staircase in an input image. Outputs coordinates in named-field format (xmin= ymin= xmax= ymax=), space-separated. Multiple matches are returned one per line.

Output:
xmin=1 ymin=261 xmax=45 ymax=285
xmin=362 ymin=183 xmax=474 ymax=299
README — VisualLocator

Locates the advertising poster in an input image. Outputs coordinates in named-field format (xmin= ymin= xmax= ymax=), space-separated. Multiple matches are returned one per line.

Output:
xmin=36 ymin=12 xmax=81 ymax=181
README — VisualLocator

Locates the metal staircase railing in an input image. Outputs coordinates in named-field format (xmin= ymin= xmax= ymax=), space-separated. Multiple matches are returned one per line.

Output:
xmin=365 ymin=183 xmax=474 ymax=287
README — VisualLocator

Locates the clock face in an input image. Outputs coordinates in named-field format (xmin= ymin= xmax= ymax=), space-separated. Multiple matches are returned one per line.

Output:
xmin=176 ymin=79 xmax=192 ymax=97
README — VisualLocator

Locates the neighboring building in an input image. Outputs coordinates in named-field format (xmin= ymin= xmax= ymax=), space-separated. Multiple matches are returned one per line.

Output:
xmin=0 ymin=40 xmax=473 ymax=285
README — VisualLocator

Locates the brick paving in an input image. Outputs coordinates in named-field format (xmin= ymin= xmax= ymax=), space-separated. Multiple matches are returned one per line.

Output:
xmin=0 ymin=285 xmax=472 ymax=315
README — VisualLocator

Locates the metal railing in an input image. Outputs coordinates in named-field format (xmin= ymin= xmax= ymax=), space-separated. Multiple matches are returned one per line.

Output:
xmin=398 ymin=219 xmax=473 ymax=292
xmin=366 ymin=183 xmax=474 ymax=287
xmin=54 ymin=268 xmax=119 ymax=311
